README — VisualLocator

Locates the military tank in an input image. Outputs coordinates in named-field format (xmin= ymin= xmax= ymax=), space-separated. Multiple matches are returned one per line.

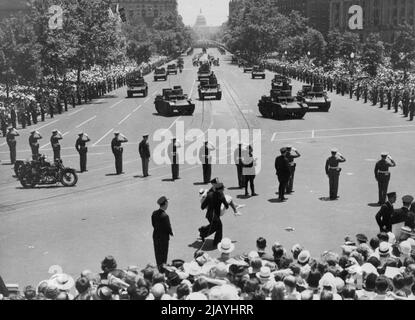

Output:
xmin=126 ymin=72 xmax=148 ymax=98
xmin=251 ymin=65 xmax=265 ymax=79
xmin=197 ymin=62 xmax=212 ymax=81
xmin=296 ymin=83 xmax=331 ymax=112
xmin=258 ymin=82 xmax=308 ymax=120
xmin=154 ymin=86 xmax=195 ymax=116
xmin=271 ymin=74 xmax=291 ymax=90
xmin=167 ymin=64 xmax=178 ymax=75
xmin=243 ymin=64 xmax=253 ymax=73
xmin=198 ymin=79 xmax=222 ymax=100
xmin=154 ymin=67 xmax=168 ymax=81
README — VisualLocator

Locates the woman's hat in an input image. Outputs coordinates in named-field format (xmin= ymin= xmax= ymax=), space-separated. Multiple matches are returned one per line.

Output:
xmin=217 ymin=238 xmax=235 ymax=254
xmin=297 ymin=250 xmax=311 ymax=265
xmin=256 ymin=266 xmax=272 ymax=282
xmin=49 ymin=273 xmax=75 ymax=291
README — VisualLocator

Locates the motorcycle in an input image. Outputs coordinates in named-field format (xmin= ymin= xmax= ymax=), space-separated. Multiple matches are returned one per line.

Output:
xmin=18 ymin=155 xmax=78 ymax=188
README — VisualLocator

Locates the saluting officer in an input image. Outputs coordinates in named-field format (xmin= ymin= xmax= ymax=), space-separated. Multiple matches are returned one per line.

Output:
xmin=234 ymin=142 xmax=245 ymax=188
xmin=75 ymin=132 xmax=90 ymax=172
xmin=168 ymin=137 xmax=181 ymax=181
xmin=375 ymin=152 xmax=396 ymax=205
xmin=325 ymin=148 xmax=346 ymax=200
xmin=6 ymin=127 xmax=19 ymax=164
xmin=199 ymin=140 xmax=215 ymax=184
xmin=375 ymin=192 xmax=396 ymax=233
xmin=138 ymin=134 xmax=150 ymax=177
xmin=285 ymin=145 xmax=301 ymax=194
xmin=50 ymin=129 xmax=63 ymax=161
xmin=111 ymin=131 xmax=128 ymax=175
xmin=29 ymin=130 xmax=42 ymax=159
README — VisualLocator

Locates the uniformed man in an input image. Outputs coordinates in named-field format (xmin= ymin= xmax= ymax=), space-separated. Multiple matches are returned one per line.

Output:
xmin=392 ymin=195 xmax=413 ymax=232
xmin=75 ymin=132 xmax=90 ymax=172
xmin=409 ymin=96 xmax=415 ymax=121
xmin=29 ymin=130 xmax=42 ymax=159
xmin=50 ymin=129 xmax=63 ymax=161
xmin=233 ymin=142 xmax=245 ymax=188
xmin=111 ymin=131 xmax=128 ymax=175
xmin=138 ymin=134 xmax=151 ymax=177
xmin=375 ymin=192 xmax=396 ymax=233
xmin=39 ymin=103 xmax=45 ymax=122
xmin=349 ymin=81 xmax=354 ymax=99
xmin=285 ymin=145 xmax=301 ymax=194
xmin=152 ymin=196 xmax=173 ymax=271
xmin=19 ymin=109 xmax=26 ymax=129
xmin=48 ymin=99 xmax=54 ymax=118
xmin=387 ymin=88 xmax=392 ymax=110
xmin=363 ymin=85 xmax=368 ymax=103
xmin=6 ymin=127 xmax=19 ymax=164
xmin=275 ymin=147 xmax=290 ymax=201
xmin=10 ymin=105 xmax=17 ymax=128
xmin=374 ymin=152 xmax=396 ymax=205
xmin=199 ymin=140 xmax=215 ymax=184
xmin=356 ymin=83 xmax=361 ymax=101
xmin=325 ymin=148 xmax=346 ymax=200
xmin=379 ymin=87 xmax=384 ymax=108
xmin=168 ymin=138 xmax=181 ymax=181
xmin=243 ymin=145 xmax=257 ymax=197
xmin=0 ymin=113 xmax=6 ymax=137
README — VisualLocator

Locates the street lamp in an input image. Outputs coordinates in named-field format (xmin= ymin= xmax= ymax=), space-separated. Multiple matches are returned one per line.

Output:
xmin=349 ymin=52 xmax=355 ymax=77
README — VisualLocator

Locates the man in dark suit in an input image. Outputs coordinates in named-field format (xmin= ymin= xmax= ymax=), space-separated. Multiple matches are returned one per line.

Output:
xmin=199 ymin=182 xmax=229 ymax=246
xmin=375 ymin=192 xmax=397 ymax=233
xmin=199 ymin=140 xmax=214 ymax=184
xmin=139 ymin=134 xmax=150 ymax=177
xmin=152 ymin=196 xmax=173 ymax=271
xmin=275 ymin=148 xmax=291 ymax=201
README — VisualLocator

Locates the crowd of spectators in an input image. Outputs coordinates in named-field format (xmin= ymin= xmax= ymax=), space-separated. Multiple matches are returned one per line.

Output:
xmin=1 ymin=229 xmax=415 ymax=300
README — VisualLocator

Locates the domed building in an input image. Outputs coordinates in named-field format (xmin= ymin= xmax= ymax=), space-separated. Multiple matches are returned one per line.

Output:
xmin=193 ymin=9 xmax=219 ymax=40
xmin=194 ymin=9 xmax=207 ymax=28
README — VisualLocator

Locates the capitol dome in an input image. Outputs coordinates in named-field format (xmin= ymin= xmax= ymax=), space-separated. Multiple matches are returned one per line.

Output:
xmin=195 ymin=9 xmax=207 ymax=27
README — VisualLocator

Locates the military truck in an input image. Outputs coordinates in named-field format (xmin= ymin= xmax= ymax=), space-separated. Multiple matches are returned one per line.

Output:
xmin=154 ymin=67 xmax=168 ymax=81
xmin=126 ymin=72 xmax=148 ymax=98
xmin=197 ymin=62 xmax=212 ymax=81
xmin=154 ymin=86 xmax=195 ymax=116
xmin=252 ymin=65 xmax=266 ymax=79
xmin=258 ymin=82 xmax=308 ymax=120
xmin=297 ymin=83 xmax=331 ymax=112
xmin=198 ymin=79 xmax=222 ymax=100
xmin=167 ymin=64 xmax=178 ymax=75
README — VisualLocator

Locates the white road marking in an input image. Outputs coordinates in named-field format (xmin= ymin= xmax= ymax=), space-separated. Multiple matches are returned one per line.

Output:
xmin=109 ymin=100 xmax=123 ymax=109
xmin=271 ymin=132 xmax=277 ymax=142
xmin=34 ymin=119 xmax=60 ymax=131
xmin=312 ymin=130 xmax=315 ymax=138
xmin=365 ymin=159 xmax=377 ymax=162
xmin=67 ymin=108 xmax=84 ymax=116
xmin=118 ymin=113 xmax=132 ymax=125
xmin=273 ymin=124 xmax=415 ymax=135
xmin=161 ymin=117 xmax=182 ymax=136
xmin=144 ymin=97 xmax=151 ymax=103
xmin=75 ymin=116 xmax=96 ymax=128
xmin=189 ymin=79 xmax=197 ymax=97
xmin=93 ymin=128 xmax=114 ymax=146
xmin=133 ymin=105 xmax=143 ymax=113
xmin=152 ymin=91 xmax=158 ymax=96
xmin=0 ymin=142 xmax=7 ymax=147
xmin=40 ymin=131 xmax=70 ymax=149
xmin=273 ymin=130 xmax=415 ymax=141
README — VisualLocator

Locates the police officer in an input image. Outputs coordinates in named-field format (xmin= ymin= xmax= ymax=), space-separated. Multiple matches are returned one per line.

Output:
xmin=75 ymin=132 xmax=90 ymax=172
xmin=375 ymin=192 xmax=396 ymax=233
xmin=409 ymin=96 xmax=415 ymax=121
xmin=285 ymin=145 xmax=301 ymax=194
xmin=234 ymin=142 xmax=245 ymax=188
xmin=325 ymin=148 xmax=346 ymax=200
xmin=6 ymin=127 xmax=19 ymax=164
xmin=29 ymin=130 xmax=42 ymax=159
xmin=19 ymin=109 xmax=26 ymax=129
xmin=138 ymin=134 xmax=150 ymax=177
xmin=275 ymin=147 xmax=290 ymax=201
xmin=374 ymin=152 xmax=396 ymax=205
xmin=199 ymin=140 xmax=215 ymax=184
xmin=50 ymin=129 xmax=63 ymax=161
xmin=111 ymin=131 xmax=128 ymax=175
xmin=168 ymin=138 xmax=181 ymax=181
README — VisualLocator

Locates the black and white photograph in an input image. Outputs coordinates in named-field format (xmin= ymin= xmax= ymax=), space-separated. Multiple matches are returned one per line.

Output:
xmin=1 ymin=0 xmax=415 ymax=306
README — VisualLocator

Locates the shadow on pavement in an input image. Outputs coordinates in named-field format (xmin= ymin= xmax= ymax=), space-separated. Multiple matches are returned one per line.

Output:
xmin=268 ymin=198 xmax=285 ymax=203
xmin=368 ymin=203 xmax=382 ymax=207
xmin=227 ymin=187 xmax=242 ymax=190
xmin=237 ymin=194 xmax=251 ymax=199
xmin=2 ymin=163 xmax=13 ymax=166
xmin=319 ymin=197 xmax=336 ymax=201
xmin=188 ymin=239 xmax=216 ymax=252
xmin=193 ymin=182 xmax=208 ymax=186
xmin=162 ymin=178 xmax=175 ymax=182
xmin=105 ymin=173 xmax=121 ymax=176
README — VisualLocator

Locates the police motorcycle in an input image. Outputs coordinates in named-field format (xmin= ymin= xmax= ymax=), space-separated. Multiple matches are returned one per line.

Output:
xmin=18 ymin=154 xmax=78 ymax=188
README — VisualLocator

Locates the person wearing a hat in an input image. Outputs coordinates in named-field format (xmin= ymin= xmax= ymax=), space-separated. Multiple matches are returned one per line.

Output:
xmin=28 ymin=130 xmax=42 ymax=159
xmin=168 ymin=137 xmax=181 ymax=181
xmin=275 ymin=147 xmax=291 ymax=201
xmin=233 ymin=142 xmax=246 ymax=188
xmin=111 ymin=131 xmax=128 ymax=175
xmin=401 ymin=195 xmax=415 ymax=229
xmin=199 ymin=140 xmax=215 ymax=184
xmin=325 ymin=148 xmax=346 ymax=200
xmin=50 ymin=129 xmax=63 ymax=161
xmin=152 ymin=196 xmax=173 ymax=271
xmin=374 ymin=152 xmax=396 ymax=205
xmin=242 ymin=145 xmax=257 ymax=197
xmin=6 ymin=127 xmax=19 ymax=164
xmin=376 ymin=192 xmax=397 ymax=233
xmin=75 ymin=132 xmax=91 ymax=172
xmin=138 ymin=134 xmax=150 ymax=177
xmin=285 ymin=145 xmax=301 ymax=194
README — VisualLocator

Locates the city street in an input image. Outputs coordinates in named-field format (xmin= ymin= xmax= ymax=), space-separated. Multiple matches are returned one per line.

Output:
xmin=1 ymin=48 xmax=415 ymax=286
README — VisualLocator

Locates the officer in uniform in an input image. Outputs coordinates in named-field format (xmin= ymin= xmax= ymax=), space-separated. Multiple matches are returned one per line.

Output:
xmin=234 ymin=142 xmax=245 ymax=188
xmin=75 ymin=132 xmax=90 ymax=172
xmin=19 ymin=109 xmax=26 ymax=129
xmin=375 ymin=192 xmax=396 ymax=233
xmin=111 ymin=131 xmax=128 ymax=175
xmin=409 ymin=96 xmax=415 ymax=121
xmin=349 ymin=81 xmax=354 ymax=99
xmin=275 ymin=147 xmax=290 ymax=201
xmin=363 ymin=85 xmax=368 ymax=103
xmin=285 ymin=145 xmax=301 ymax=194
xmin=199 ymin=140 xmax=215 ymax=184
xmin=50 ymin=129 xmax=63 ymax=161
xmin=138 ymin=134 xmax=150 ymax=177
xmin=387 ymin=88 xmax=392 ymax=110
xmin=403 ymin=89 xmax=410 ymax=117
xmin=356 ymin=83 xmax=361 ymax=101
xmin=168 ymin=138 xmax=181 ymax=181
xmin=374 ymin=152 xmax=396 ymax=205
xmin=325 ymin=148 xmax=346 ymax=200
xmin=48 ymin=99 xmax=54 ymax=118
xmin=379 ymin=87 xmax=384 ymax=108
xmin=393 ymin=89 xmax=399 ymax=113
xmin=152 ymin=196 xmax=173 ymax=271
xmin=29 ymin=130 xmax=42 ymax=159
xmin=10 ymin=105 xmax=17 ymax=128
xmin=6 ymin=127 xmax=19 ymax=164
xmin=39 ymin=103 xmax=45 ymax=122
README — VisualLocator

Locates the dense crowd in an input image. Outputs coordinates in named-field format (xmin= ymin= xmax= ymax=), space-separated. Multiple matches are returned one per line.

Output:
xmin=1 ymin=227 xmax=415 ymax=300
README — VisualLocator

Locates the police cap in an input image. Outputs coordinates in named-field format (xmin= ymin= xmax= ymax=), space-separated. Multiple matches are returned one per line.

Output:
xmin=356 ymin=234 xmax=368 ymax=243
xmin=381 ymin=152 xmax=388 ymax=157
xmin=387 ymin=192 xmax=397 ymax=198
xmin=157 ymin=196 xmax=169 ymax=206
xmin=402 ymin=195 xmax=414 ymax=204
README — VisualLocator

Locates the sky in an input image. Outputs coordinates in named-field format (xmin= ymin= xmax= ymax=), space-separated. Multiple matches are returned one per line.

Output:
xmin=178 ymin=0 xmax=230 ymax=26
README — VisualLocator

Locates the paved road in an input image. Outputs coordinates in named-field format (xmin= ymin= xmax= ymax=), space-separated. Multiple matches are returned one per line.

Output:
xmin=1 ymin=49 xmax=415 ymax=286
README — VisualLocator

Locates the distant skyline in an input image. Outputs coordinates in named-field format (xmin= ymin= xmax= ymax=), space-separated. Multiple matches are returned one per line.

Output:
xmin=178 ymin=0 xmax=230 ymax=26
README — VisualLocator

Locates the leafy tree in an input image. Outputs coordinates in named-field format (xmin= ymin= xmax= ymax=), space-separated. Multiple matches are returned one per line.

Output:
xmin=361 ymin=33 xmax=384 ymax=77
xmin=390 ymin=23 xmax=415 ymax=82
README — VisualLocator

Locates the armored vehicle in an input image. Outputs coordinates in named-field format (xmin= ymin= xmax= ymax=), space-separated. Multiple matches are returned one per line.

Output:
xmin=197 ymin=62 xmax=212 ymax=81
xmin=297 ymin=83 xmax=331 ymax=112
xmin=167 ymin=64 xmax=178 ymax=75
xmin=126 ymin=73 xmax=148 ymax=98
xmin=154 ymin=67 xmax=168 ymax=81
xmin=252 ymin=65 xmax=266 ymax=79
xmin=154 ymin=86 xmax=195 ymax=116
xmin=198 ymin=79 xmax=222 ymax=100
xmin=271 ymin=74 xmax=292 ymax=90
xmin=258 ymin=82 xmax=308 ymax=120
xmin=243 ymin=64 xmax=253 ymax=73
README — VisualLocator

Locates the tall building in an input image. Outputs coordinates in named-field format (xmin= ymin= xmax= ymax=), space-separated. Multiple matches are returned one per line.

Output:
xmin=329 ymin=0 xmax=415 ymax=41
xmin=275 ymin=0 xmax=330 ymax=35
xmin=112 ymin=0 xmax=178 ymax=25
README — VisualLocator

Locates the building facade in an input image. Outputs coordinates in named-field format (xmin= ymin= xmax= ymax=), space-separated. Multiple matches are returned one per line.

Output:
xmin=112 ymin=0 xmax=178 ymax=25
xmin=329 ymin=0 xmax=415 ymax=41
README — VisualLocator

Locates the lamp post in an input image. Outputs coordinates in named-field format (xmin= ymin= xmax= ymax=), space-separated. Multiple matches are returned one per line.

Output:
xmin=349 ymin=52 xmax=355 ymax=77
